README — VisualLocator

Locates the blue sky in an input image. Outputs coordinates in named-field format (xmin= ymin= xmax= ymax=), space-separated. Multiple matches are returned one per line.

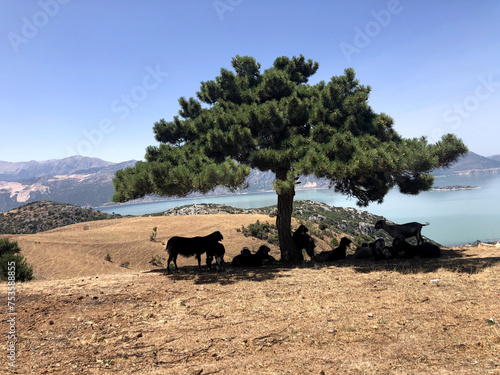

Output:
xmin=1 ymin=0 xmax=499 ymax=163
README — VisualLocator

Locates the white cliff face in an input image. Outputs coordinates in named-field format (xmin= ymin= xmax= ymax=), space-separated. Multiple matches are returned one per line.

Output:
xmin=0 ymin=181 xmax=49 ymax=202
xmin=0 ymin=158 xmax=138 ymax=212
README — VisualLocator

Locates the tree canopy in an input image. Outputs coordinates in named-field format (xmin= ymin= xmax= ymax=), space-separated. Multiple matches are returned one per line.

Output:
xmin=112 ymin=55 xmax=467 ymax=263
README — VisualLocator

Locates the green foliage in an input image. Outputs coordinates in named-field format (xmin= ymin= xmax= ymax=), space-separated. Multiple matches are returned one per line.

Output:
xmin=0 ymin=238 xmax=21 ymax=256
xmin=0 ymin=253 xmax=34 ymax=282
xmin=0 ymin=239 xmax=33 ymax=282
xmin=319 ymin=222 xmax=328 ymax=231
xmin=241 ymin=220 xmax=279 ymax=246
xmin=330 ymin=237 xmax=339 ymax=247
xmin=105 ymin=253 xmax=112 ymax=262
xmin=354 ymin=234 xmax=373 ymax=246
xmin=120 ymin=261 xmax=130 ymax=268
xmin=113 ymin=54 xmax=467 ymax=206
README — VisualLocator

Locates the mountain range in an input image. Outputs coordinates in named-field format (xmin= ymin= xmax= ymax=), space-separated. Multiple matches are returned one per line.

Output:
xmin=0 ymin=155 xmax=114 ymax=181
xmin=0 ymin=152 xmax=499 ymax=212
xmin=0 ymin=156 xmax=136 ymax=212
xmin=433 ymin=151 xmax=500 ymax=175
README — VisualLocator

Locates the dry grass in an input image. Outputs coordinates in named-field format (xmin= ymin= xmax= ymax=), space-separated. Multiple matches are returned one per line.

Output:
xmin=1 ymin=215 xmax=499 ymax=374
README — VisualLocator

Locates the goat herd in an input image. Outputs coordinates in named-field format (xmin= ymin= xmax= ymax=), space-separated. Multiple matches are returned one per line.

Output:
xmin=164 ymin=219 xmax=441 ymax=273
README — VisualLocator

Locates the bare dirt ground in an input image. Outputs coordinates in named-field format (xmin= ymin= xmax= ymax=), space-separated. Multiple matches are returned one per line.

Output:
xmin=1 ymin=215 xmax=500 ymax=374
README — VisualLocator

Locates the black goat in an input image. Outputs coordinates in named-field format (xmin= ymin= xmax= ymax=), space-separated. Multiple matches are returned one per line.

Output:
xmin=393 ymin=238 xmax=441 ymax=258
xmin=369 ymin=238 xmax=396 ymax=260
xmin=314 ymin=237 xmax=352 ymax=262
xmin=206 ymin=242 xmax=226 ymax=271
xmin=375 ymin=220 xmax=429 ymax=245
xmin=232 ymin=245 xmax=275 ymax=267
xmin=165 ymin=231 xmax=224 ymax=272
xmin=354 ymin=238 xmax=397 ymax=260
xmin=293 ymin=224 xmax=316 ymax=260
xmin=353 ymin=242 xmax=373 ymax=259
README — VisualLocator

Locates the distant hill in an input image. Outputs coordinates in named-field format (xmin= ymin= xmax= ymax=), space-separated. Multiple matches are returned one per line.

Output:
xmin=488 ymin=154 xmax=500 ymax=162
xmin=0 ymin=201 xmax=121 ymax=234
xmin=433 ymin=151 xmax=500 ymax=176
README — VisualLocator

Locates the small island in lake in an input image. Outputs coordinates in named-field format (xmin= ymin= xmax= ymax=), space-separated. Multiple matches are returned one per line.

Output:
xmin=432 ymin=185 xmax=480 ymax=191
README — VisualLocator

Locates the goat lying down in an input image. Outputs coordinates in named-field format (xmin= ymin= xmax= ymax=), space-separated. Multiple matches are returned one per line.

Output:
xmin=375 ymin=219 xmax=429 ymax=245
xmin=393 ymin=238 xmax=441 ymax=258
xmin=314 ymin=237 xmax=352 ymax=262
xmin=232 ymin=245 xmax=276 ymax=267
xmin=353 ymin=243 xmax=373 ymax=259
xmin=354 ymin=238 xmax=392 ymax=260
xmin=165 ymin=231 xmax=224 ymax=273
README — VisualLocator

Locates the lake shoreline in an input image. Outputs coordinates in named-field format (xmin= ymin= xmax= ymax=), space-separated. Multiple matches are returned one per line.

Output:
xmin=95 ymin=174 xmax=500 ymax=247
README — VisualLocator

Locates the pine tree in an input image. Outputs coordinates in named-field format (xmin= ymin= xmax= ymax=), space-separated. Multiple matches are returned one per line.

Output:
xmin=112 ymin=55 xmax=467 ymax=264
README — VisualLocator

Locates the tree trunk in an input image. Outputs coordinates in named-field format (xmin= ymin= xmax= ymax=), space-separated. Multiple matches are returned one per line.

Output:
xmin=275 ymin=172 xmax=303 ymax=264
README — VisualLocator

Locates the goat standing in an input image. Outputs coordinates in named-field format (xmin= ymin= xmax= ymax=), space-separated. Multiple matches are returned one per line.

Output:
xmin=206 ymin=242 xmax=226 ymax=271
xmin=165 ymin=231 xmax=224 ymax=273
xmin=375 ymin=220 xmax=429 ymax=245
xmin=293 ymin=224 xmax=316 ymax=260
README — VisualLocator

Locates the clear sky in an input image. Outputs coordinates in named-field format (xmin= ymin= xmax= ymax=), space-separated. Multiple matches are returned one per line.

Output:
xmin=1 ymin=0 xmax=499 ymax=163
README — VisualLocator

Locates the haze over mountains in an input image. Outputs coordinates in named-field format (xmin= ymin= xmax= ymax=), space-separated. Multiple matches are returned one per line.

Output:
xmin=0 ymin=156 xmax=114 ymax=181
xmin=0 ymin=152 xmax=499 ymax=213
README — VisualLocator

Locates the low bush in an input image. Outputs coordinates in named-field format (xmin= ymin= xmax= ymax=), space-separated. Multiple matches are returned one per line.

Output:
xmin=241 ymin=220 xmax=279 ymax=246
xmin=0 ymin=238 xmax=34 ymax=282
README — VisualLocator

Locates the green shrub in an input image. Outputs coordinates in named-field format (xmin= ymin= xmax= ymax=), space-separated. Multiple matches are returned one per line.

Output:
xmin=354 ymin=234 xmax=373 ymax=246
xmin=330 ymin=237 xmax=339 ymax=247
xmin=105 ymin=253 xmax=112 ymax=262
xmin=0 ymin=238 xmax=21 ymax=256
xmin=0 ymin=238 xmax=34 ymax=282
xmin=241 ymin=220 xmax=279 ymax=245
xmin=319 ymin=222 xmax=328 ymax=231
xmin=0 ymin=253 xmax=34 ymax=282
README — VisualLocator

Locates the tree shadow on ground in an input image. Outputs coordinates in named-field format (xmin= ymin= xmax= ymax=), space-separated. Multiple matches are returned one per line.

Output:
xmin=329 ymin=248 xmax=500 ymax=275
xmin=145 ymin=248 xmax=500 ymax=282
xmin=147 ymin=264 xmax=294 ymax=285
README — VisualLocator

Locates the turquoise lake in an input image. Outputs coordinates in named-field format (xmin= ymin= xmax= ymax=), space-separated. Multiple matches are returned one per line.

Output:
xmin=96 ymin=173 xmax=500 ymax=247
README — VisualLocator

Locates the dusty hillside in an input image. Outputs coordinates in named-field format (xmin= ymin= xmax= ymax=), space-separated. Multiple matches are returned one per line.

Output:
xmin=2 ymin=215 xmax=499 ymax=374
xmin=2 ymin=245 xmax=499 ymax=374
xmin=9 ymin=214 xmax=302 ymax=280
